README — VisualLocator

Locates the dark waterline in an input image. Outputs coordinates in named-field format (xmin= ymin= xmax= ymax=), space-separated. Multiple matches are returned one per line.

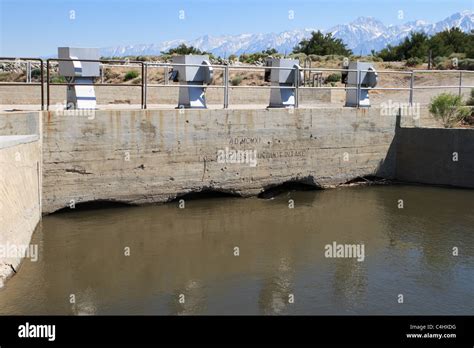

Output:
xmin=0 ymin=185 xmax=473 ymax=315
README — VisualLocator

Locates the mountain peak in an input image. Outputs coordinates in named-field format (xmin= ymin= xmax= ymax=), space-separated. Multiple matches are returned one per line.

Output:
xmin=99 ymin=11 xmax=474 ymax=58
xmin=351 ymin=16 xmax=384 ymax=26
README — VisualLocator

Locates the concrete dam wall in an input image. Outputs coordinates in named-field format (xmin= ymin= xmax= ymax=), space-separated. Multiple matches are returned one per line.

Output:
xmin=396 ymin=127 xmax=474 ymax=188
xmin=38 ymin=107 xmax=400 ymax=213
xmin=0 ymin=135 xmax=41 ymax=286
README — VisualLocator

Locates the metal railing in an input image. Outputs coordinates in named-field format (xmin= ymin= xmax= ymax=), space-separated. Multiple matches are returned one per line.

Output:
xmin=146 ymin=62 xmax=303 ymax=108
xmin=1 ymin=57 xmax=473 ymax=110
xmin=0 ymin=57 xmax=44 ymax=110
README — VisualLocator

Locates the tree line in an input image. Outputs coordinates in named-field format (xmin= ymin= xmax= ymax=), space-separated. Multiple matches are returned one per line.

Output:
xmin=125 ymin=27 xmax=473 ymax=67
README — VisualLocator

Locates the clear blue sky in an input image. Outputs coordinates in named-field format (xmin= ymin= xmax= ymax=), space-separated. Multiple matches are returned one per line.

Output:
xmin=0 ymin=0 xmax=472 ymax=56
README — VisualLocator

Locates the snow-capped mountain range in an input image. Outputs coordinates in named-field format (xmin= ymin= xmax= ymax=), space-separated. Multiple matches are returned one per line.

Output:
xmin=101 ymin=11 xmax=473 ymax=57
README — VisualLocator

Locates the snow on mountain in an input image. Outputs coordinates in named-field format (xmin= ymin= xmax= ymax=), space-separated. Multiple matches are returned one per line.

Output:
xmin=99 ymin=11 xmax=473 ymax=57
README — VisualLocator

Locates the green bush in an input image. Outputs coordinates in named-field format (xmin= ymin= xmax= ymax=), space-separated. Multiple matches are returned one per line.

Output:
xmin=406 ymin=57 xmax=423 ymax=67
xmin=308 ymin=54 xmax=323 ymax=62
xmin=124 ymin=70 xmax=139 ymax=81
xmin=429 ymin=93 xmax=470 ymax=128
xmin=458 ymin=59 xmax=474 ymax=71
xmin=465 ymin=89 xmax=474 ymax=124
xmin=293 ymin=31 xmax=352 ymax=56
xmin=466 ymin=89 xmax=474 ymax=106
xmin=365 ymin=55 xmax=383 ymax=62
xmin=288 ymin=53 xmax=307 ymax=62
xmin=0 ymin=72 xmax=10 ymax=82
xmin=324 ymin=73 xmax=341 ymax=84
xmin=433 ymin=56 xmax=450 ymax=70
xmin=231 ymin=76 xmax=242 ymax=86
xmin=239 ymin=49 xmax=283 ymax=64
xmin=449 ymin=53 xmax=466 ymax=59
xmin=161 ymin=44 xmax=210 ymax=56
xmin=376 ymin=28 xmax=473 ymax=61
xmin=31 ymin=68 xmax=42 ymax=78
xmin=51 ymin=76 xmax=66 ymax=83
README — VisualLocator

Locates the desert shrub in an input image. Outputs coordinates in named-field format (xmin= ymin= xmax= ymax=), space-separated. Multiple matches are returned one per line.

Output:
xmin=51 ymin=76 xmax=66 ymax=83
xmin=228 ymin=54 xmax=237 ymax=63
xmin=466 ymin=89 xmax=474 ymax=106
xmin=136 ymin=56 xmax=151 ymax=62
xmin=0 ymin=72 xmax=10 ymax=82
xmin=293 ymin=31 xmax=352 ymax=56
xmin=433 ymin=56 xmax=450 ymax=70
xmin=324 ymin=54 xmax=345 ymax=61
xmin=288 ymin=53 xmax=307 ymax=62
xmin=104 ymin=68 xmax=120 ymax=81
xmin=308 ymin=54 xmax=323 ymax=62
xmin=324 ymin=73 xmax=341 ymax=84
xmin=429 ymin=93 xmax=470 ymax=128
xmin=231 ymin=76 xmax=242 ymax=86
xmin=162 ymin=44 xmax=208 ymax=56
xmin=464 ymin=89 xmax=474 ymax=124
xmin=124 ymin=70 xmax=139 ymax=81
xmin=406 ymin=57 xmax=423 ymax=67
xmin=365 ymin=55 xmax=383 ymax=62
xmin=449 ymin=53 xmax=466 ymax=59
xmin=239 ymin=49 xmax=283 ymax=64
xmin=433 ymin=56 xmax=448 ymax=65
xmin=458 ymin=59 xmax=474 ymax=71
xmin=31 ymin=68 xmax=42 ymax=78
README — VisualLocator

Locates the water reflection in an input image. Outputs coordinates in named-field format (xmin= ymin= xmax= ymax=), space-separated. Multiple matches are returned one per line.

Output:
xmin=0 ymin=185 xmax=472 ymax=315
xmin=258 ymin=257 xmax=294 ymax=315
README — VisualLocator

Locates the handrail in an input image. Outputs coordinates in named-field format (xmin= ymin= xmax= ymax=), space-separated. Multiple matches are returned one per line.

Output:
xmin=1 ymin=56 xmax=473 ymax=110
xmin=0 ymin=57 xmax=44 ymax=110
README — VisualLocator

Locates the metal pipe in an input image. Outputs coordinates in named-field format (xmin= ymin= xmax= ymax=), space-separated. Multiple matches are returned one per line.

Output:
xmin=357 ymin=70 xmax=361 ymax=108
xmin=26 ymin=61 xmax=31 ymax=83
xmin=413 ymin=69 xmax=474 ymax=74
xmin=46 ymin=59 xmax=50 ymax=111
xmin=143 ymin=62 xmax=148 ymax=109
xmin=409 ymin=71 xmax=414 ymax=106
xmin=413 ymin=85 xmax=474 ymax=89
xmin=294 ymin=66 xmax=299 ymax=108
xmin=40 ymin=59 xmax=44 ymax=111
xmin=141 ymin=62 xmax=145 ymax=109
xmin=459 ymin=71 xmax=463 ymax=98
xmin=224 ymin=64 xmax=229 ymax=109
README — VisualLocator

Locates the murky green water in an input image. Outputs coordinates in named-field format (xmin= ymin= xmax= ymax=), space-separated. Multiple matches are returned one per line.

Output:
xmin=0 ymin=185 xmax=473 ymax=315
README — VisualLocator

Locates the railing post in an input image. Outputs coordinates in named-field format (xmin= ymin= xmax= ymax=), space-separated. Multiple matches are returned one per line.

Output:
xmin=26 ymin=61 xmax=31 ymax=83
xmin=141 ymin=62 xmax=144 ymax=109
xmin=143 ymin=62 xmax=148 ymax=109
xmin=357 ymin=69 xmax=361 ymax=108
xmin=459 ymin=71 xmax=463 ymax=98
xmin=409 ymin=70 xmax=414 ymax=106
xmin=294 ymin=65 xmax=299 ymax=108
xmin=40 ymin=59 xmax=44 ymax=111
xmin=224 ymin=64 xmax=229 ymax=109
xmin=46 ymin=59 xmax=50 ymax=111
